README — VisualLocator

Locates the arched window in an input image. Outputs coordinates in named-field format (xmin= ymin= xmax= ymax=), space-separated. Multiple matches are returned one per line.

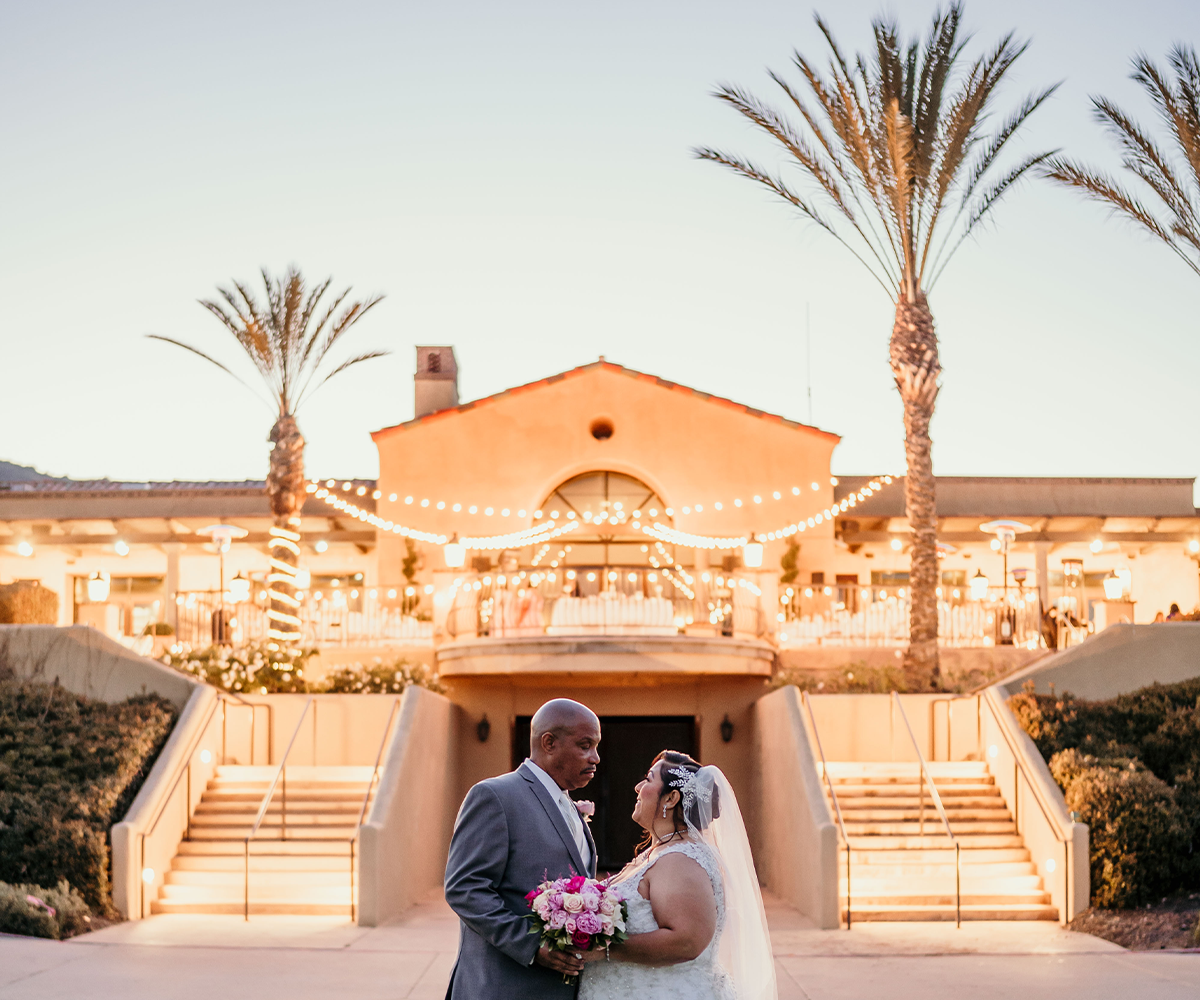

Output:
xmin=540 ymin=471 xmax=669 ymax=535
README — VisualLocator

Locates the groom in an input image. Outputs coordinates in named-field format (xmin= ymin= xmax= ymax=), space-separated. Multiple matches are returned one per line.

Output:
xmin=444 ymin=699 xmax=600 ymax=998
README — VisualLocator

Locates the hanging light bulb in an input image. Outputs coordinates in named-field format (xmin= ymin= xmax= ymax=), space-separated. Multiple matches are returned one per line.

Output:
xmin=229 ymin=572 xmax=251 ymax=604
xmin=970 ymin=569 xmax=989 ymax=601
xmin=443 ymin=534 xmax=466 ymax=568
xmin=742 ymin=536 xmax=764 ymax=568
xmin=87 ymin=571 xmax=110 ymax=602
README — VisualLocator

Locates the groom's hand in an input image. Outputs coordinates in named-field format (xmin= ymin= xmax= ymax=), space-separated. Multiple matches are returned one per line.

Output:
xmin=536 ymin=944 xmax=585 ymax=976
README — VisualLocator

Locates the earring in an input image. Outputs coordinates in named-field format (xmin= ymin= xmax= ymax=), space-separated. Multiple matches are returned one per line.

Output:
xmin=662 ymin=805 xmax=668 ymax=819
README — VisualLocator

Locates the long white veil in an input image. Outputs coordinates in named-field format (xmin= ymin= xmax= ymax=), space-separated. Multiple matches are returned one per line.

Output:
xmin=682 ymin=765 xmax=777 ymax=1000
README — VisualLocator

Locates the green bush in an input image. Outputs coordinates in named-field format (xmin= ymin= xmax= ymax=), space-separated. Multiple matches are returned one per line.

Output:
xmin=319 ymin=658 xmax=444 ymax=694
xmin=1050 ymin=749 xmax=1189 ymax=908
xmin=1012 ymin=677 xmax=1200 ymax=906
xmin=0 ymin=879 xmax=91 ymax=939
xmin=0 ymin=581 xmax=58 ymax=624
xmin=0 ymin=680 xmax=176 ymax=913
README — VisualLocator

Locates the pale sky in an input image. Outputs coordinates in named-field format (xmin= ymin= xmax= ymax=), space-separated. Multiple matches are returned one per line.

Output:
xmin=1 ymin=1 xmax=1196 ymax=487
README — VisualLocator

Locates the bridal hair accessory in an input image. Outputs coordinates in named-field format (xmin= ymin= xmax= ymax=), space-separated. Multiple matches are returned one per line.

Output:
xmin=665 ymin=765 xmax=701 ymax=812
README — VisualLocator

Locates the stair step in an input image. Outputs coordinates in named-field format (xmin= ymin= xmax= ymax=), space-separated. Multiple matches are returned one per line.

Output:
xmin=215 ymin=765 xmax=376 ymax=779
xmin=166 ymin=870 xmax=352 ymax=887
xmin=842 ymin=904 xmax=1059 ymax=922
xmin=176 ymin=839 xmax=352 ymax=856
xmin=840 ymin=878 xmax=1047 ymax=896
xmin=151 ymin=900 xmax=352 ymax=915
xmin=838 ymin=808 xmax=1011 ymax=821
xmin=189 ymin=827 xmax=356 ymax=840
xmin=844 ymin=862 xmax=1038 ymax=878
xmin=159 ymin=884 xmax=353 ymax=903
xmin=842 ymin=822 xmax=1016 ymax=836
xmin=203 ymin=790 xmax=371 ymax=803
xmin=174 ymin=854 xmax=353 ymax=872
xmin=193 ymin=810 xmax=361 ymax=825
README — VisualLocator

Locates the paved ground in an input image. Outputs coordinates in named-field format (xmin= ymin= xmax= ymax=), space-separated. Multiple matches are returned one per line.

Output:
xmin=1 ymin=893 xmax=1197 ymax=999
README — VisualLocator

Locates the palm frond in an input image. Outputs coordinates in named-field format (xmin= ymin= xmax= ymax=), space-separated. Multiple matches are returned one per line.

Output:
xmin=701 ymin=3 xmax=1049 ymax=301
xmin=296 ymin=350 xmax=392 ymax=408
xmin=1044 ymin=45 xmax=1200 ymax=279
xmin=145 ymin=335 xmax=276 ymax=411
xmin=155 ymin=269 xmax=387 ymax=417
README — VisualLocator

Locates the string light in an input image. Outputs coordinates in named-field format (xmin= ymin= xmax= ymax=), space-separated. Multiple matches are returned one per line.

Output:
xmin=301 ymin=476 xmax=895 ymax=552
xmin=304 ymin=476 xmax=895 ymax=524
xmin=267 ymin=526 xmax=302 ymax=642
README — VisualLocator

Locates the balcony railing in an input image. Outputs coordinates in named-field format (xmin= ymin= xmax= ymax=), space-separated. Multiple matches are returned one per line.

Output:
xmin=444 ymin=571 xmax=769 ymax=641
xmin=778 ymin=596 xmax=1043 ymax=648
xmin=173 ymin=590 xmax=432 ymax=647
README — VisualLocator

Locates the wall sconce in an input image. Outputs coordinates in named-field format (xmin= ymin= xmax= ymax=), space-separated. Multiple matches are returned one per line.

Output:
xmin=1103 ymin=571 xmax=1124 ymax=600
xmin=720 ymin=715 xmax=734 ymax=743
xmin=742 ymin=537 xmax=764 ymax=568
xmin=476 ymin=714 xmax=491 ymax=743
xmin=969 ymin=568 xmax=989 ymax=601
xmin=228 ymin=572 xmax=251 ymax=604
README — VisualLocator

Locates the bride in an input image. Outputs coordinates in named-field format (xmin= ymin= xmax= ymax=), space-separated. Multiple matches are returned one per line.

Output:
xmin=578 ymin=751 xmax=776 ymax=1000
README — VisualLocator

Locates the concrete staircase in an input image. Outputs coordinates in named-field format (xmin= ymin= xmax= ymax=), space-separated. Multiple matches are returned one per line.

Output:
xmin=824 ymin=761 xmax=1057 ymax=922
xmin=151 ymin=765 xmax=375 ymax=915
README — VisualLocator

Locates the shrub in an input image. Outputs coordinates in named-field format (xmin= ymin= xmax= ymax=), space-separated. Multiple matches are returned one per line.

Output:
xmin=161 ymin=642 xmax=315 ymax=693
xmin=1050 ymin=749 xmax=1189 ymax=908
xmin=773 ymin=661 xmax=914 ymax=694
xmin=0 ymin=581 xmax=58 ymax=624
xmin=319 ymin=658 xmax=444 ymax=694
xmin=0 ymin=680 xmax=176 ymax=912
xmin=0 ymin=879 xmax=91 ymax=939
xmin=141 ymin=622 xmax=174 ymax=636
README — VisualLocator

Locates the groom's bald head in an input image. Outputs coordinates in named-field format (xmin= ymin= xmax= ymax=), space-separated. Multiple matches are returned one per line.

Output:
xmin=530 ymin=699 xmax=600 ymax=791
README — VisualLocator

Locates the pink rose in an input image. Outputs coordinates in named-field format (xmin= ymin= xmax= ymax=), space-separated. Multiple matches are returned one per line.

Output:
xmin=575 ymin=800 xmax=595 ymax=820
xmin=600 ymin=915 xmax=614 ymax=935
xmin=566 ymin=875 xmax=588 ymax=893
xmin=598 ymin=896 xmax=617 ymax=915
xmin=575 ymin=911 xmax=602 ymax=935
xmin=561 ymin=893 xmax=584 ymax=913
xmin=564 ymin=916 xmax=577 ymax=934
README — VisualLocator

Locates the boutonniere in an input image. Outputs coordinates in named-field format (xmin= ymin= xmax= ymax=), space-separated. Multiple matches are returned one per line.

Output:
xmin=575 ymin=800 xmax=595 ymax=824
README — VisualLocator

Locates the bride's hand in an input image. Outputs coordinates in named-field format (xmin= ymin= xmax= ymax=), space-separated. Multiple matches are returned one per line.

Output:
xmin=580 ymin=944 xmax=612 ymax=964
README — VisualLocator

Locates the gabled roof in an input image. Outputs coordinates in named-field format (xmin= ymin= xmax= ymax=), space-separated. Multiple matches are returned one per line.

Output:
xmin=371 ymin=360 xmax=840 ymax=441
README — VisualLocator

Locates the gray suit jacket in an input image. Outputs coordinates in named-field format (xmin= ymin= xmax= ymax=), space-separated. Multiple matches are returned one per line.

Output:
xmin=444 ymin=761 xmax=598 ymax=999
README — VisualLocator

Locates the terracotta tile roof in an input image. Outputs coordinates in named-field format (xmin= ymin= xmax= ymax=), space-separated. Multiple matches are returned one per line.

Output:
xmin=371 ymin=360 xmax=841 ymax=441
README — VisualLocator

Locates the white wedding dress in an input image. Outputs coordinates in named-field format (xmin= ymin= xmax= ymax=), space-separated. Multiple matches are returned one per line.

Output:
xmin=578 ymin=766 xmax=777 ymax=1000
xmin=579 ymin=840 xmax=734 ymax=1000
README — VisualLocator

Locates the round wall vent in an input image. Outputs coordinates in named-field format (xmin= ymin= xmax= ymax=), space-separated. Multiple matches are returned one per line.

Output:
xmin=589 ymin=418 xmax=614 ymax=441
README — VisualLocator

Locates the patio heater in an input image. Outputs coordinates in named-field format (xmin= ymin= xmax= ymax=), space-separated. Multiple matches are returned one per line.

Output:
xmin=980 ymin=521 xmax=1031 ymax=644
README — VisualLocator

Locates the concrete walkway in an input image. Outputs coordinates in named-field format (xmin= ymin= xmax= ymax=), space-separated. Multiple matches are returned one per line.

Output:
xmin=1 ymin=894 xmax=1197 ymax=999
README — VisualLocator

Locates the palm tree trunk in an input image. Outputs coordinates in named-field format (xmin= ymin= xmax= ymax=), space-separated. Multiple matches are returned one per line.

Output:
xmin=890 ymin=292 xmax=941 ymax=685
xmin=266 ymin=413 xmax=306 ymax=644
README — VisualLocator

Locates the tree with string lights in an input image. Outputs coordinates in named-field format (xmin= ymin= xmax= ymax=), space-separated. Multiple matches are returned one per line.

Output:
xmin=695 ymin=3 xmax=1056 ymax=682
xmin=150 ymin=267 xmax=386 ymax=644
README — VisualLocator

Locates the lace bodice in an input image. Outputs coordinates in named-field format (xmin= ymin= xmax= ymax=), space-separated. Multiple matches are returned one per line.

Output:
xmin=579 ymin=840 xmax=734 ymax=1000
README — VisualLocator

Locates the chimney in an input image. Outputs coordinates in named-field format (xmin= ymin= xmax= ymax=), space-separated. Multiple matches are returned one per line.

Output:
xmin=414 ymin=346 xmax=459 ymax=417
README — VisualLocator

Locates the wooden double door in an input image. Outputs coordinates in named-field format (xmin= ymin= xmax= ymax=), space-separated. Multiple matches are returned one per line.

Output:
xmin=513 ymin=715 xmax=696 ymax=874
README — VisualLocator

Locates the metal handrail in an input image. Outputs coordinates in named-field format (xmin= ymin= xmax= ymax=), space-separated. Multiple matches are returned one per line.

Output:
xmin=980 ymin=689 xmax=1074 ymax=922
xmin=220 ymin=691 xmax=274 ymax=766
xmin=137 ymin=691 xmax=224 ymax=918
xmin=891 ymin=692 xmax=962 ymax=927
xmin=801 ymin=691 xmax=854 ymax=929
xmin=243 ymin=697 xmax=315 ymax=920
xmin=347 ymin=696 xmax=404 ymax=922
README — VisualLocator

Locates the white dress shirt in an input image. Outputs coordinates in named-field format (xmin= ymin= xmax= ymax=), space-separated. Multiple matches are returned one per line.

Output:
xmin=525 ymin=759 xmax=591 ymax=872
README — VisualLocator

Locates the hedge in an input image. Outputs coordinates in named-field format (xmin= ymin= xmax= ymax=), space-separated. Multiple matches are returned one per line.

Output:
xmin=0 ymin=879 xmax=91 ymax=939
xmin=1010 ymin=678 xmax=1200 ymax=907
xmin=0 ymin=581 xmax=58 ymax=624
xmin=0 ymin=679 xmax=177 ymax=913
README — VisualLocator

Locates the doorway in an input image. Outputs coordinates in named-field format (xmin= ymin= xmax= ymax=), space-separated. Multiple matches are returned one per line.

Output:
xmin=513 ymin=715 xmax=697 ymax=873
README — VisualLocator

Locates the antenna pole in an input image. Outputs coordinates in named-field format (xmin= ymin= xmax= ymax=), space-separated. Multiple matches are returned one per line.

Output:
xmin=806 ymin=303 xmax=813 ymax=424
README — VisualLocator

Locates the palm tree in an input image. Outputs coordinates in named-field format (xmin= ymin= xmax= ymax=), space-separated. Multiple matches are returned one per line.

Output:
xmin=1044 ymin=45 xmax=1200 ymax=279
xmin=151 ymin=267 xmax=386 ymax=643
xmin=695 ymin=3 xmax=1056 ymax=682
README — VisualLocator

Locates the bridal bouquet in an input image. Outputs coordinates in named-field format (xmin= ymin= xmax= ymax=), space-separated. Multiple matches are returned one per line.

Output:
xmin=525 ymin=874 xmax=628 ymax=981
